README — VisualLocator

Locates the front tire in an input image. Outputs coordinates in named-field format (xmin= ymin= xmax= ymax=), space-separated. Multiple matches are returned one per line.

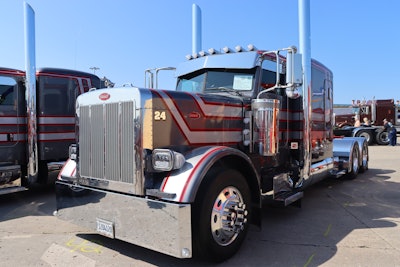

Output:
xmin=193 ymin=168 xmax=251 ymax=262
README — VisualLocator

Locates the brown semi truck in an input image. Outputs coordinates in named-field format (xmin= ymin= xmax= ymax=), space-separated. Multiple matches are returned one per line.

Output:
xmin=334 ymin=99 xmax=400 ymax=145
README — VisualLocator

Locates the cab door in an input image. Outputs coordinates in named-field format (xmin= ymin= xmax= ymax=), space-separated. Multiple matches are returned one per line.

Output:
xmin=37 ymin=73 xmax=80 ymax=161
xmin=0 ymin=72 xmax=26 ymax=165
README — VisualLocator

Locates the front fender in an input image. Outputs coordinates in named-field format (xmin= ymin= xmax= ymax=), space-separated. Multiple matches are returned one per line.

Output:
xmin=57 ymin=158 xmax=77 ymax=182
xmin=161 ymin=146 xmax=260 ymax=203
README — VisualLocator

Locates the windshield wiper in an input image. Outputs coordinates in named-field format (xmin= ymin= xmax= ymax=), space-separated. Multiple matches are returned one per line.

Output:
xmin=205 ymin=87 xmax=243 ymax=96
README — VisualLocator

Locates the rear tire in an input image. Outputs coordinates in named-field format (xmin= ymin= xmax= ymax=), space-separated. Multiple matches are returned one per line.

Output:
xmin=359 ymin=141 xmax=369 ymax=173
xmin=193 ymin=168 xmax=251 ymax=262
xmin=346 ymin=144 xmax=360 ymax=179
xmin=355 ymin=130 xmax=373 ymax=145
xmin=375 ymin=129 xmax=389 ymax=145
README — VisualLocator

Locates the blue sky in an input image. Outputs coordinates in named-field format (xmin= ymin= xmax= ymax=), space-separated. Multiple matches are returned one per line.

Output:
xmin=1 ymin=0 xmax=399 ymax=104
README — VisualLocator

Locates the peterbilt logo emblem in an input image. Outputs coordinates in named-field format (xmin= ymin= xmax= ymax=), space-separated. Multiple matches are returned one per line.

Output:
xmin=99 ymin=93 xmax=110 ymax=101
xmin=189 ymin=112 xmax=201 ymax=119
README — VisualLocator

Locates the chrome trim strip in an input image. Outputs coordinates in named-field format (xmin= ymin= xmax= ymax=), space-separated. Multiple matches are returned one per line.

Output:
xmin=0 ymin=133 xmax=26 ymax=142
xmin=38 ymin=132 xmax=75 ymax=141
xmin=38 ymin=117 xmax=75 ymax=125
xmin=0 ymin=116 xmax=26 ymax=124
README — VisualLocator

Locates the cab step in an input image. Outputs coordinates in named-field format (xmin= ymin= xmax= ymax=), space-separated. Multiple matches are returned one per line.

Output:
xmin=274 ymin=191 xmax=304 ymax=207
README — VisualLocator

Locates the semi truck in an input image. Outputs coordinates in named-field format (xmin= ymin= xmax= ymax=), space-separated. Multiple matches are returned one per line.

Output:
xmin=0 ymin=67 xmax=103 ymax=194
xmin=0 ymin=3 xmax=105 ymax=194
xmin=55 ymin=0 xmax=369 ymax=262
xmin=333 ymin=99 xmax=400 ymax=145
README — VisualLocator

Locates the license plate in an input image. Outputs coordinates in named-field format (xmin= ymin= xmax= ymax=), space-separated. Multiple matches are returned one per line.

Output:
xmin=96 ymin=218 xmax=115 ymax=238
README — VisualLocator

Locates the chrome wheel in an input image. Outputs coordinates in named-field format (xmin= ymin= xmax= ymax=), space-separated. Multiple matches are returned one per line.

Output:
xmin=352 ymin=147 xmax=359 ymax=173
xmin=210 ymin=186 xmax=248 ymax=246
xmin=193 ymin=168 xmax=251 ymax=262
xmin=347 ymin=144 xmax=360 ymax=179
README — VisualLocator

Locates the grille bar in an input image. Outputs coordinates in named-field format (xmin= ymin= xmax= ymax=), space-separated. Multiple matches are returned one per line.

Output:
xmin=79 ymin=101 xmax=136 ymax=187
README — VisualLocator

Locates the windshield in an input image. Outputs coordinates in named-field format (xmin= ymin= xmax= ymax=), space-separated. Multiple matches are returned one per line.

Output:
xmin=176 ymin=69 xmax=255 ymax=94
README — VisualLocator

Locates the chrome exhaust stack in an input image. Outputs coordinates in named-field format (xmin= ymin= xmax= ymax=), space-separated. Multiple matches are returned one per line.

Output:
xmin=24 ymin=2 xmax=38 ymax=183
xmin=298 ymin=0 xmax=312 ymax=180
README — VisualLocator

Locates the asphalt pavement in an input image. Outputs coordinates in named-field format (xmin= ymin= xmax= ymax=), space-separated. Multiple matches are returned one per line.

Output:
xmin=0 ymin=143 xmax=400 ymax=266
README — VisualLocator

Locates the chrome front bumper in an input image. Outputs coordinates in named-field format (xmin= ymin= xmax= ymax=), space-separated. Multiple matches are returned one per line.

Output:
xmin=55 ymin=181 xmax=192 ymax=258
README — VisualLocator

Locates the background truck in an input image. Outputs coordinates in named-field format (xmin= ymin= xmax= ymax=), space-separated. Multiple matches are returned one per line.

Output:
xmin=55 ymin=0 xmax=369 ymax=262
xmin=0 ymin=67 xmax=103 ymax=194
xmin=0 ymin=3 xmax=106 ymax=195
xmin=333 ymin=99 xmax=400 ymax=145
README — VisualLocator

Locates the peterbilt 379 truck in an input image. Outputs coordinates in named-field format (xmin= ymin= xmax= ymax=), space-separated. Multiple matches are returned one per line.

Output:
xmin=0 ymin=3 xmax=104 ymax=194
xmin=55 ymin=50 xmax=369 ymax=262
xmin=0 ymin=67 xmax=103 ymax=194
xmin=55 ymin=2 xmax=369 ymax=262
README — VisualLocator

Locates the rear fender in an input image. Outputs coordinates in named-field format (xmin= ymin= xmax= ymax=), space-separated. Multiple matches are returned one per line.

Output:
xmin=333 ymin=138 xmax=358 ymax=157
xmin=333 ymin=137 xmax=361 ymax=172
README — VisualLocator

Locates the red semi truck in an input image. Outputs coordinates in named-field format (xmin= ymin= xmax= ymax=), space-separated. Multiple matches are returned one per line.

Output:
xmin=0 ymin=67 xmax=103 ymax=194
xmin=0 ymin=3 xmax=107 ymax=194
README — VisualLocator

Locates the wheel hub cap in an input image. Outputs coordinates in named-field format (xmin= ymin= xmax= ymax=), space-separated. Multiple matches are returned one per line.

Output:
xmin=210 ymin=186 xmax=248 ymax=246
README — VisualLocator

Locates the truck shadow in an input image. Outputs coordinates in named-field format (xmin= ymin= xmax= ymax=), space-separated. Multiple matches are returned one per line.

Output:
xmin=74 ymin=167 xmax=399 ymax=266
xmin=234 ymin=167 xmax=399 ymax=266
xmin=0 ymin=170 xmax=58 ymax=221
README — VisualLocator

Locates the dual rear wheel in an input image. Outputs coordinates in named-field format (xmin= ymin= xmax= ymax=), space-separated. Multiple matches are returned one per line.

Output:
xmin=356 ymin=129 xmax=390 ymax=146
xmin=347 ymin=139 xmax=369 ymax=179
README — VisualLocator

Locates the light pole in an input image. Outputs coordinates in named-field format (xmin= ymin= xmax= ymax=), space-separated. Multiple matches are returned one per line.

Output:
xmin=90 ymin=67 xmax=99 ymax=74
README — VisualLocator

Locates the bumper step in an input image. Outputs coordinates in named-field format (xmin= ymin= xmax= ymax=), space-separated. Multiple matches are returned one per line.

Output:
xmin=0 ymin=186 xmax=27 ymax=195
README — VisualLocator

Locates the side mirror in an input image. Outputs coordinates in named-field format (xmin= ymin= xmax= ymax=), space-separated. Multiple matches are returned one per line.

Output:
xmin=286 ymin=52 xmax=303 ymax=86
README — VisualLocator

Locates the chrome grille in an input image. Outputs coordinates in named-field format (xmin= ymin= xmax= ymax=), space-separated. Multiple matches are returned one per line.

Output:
xmin=79 ymin=101 xmax=136 ymax=186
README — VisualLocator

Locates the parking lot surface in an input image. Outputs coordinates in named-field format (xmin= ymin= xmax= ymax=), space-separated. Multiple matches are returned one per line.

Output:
xmin=1 ymin=144 xmax=400 ymax=266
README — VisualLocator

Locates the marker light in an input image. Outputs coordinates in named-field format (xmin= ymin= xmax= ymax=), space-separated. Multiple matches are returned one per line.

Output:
xmin=235 ymin=45 xmax=243 ymax=52
xmin=222 ymin=46 xmax=231 ymax=53
xmin=69 ymin=144 xmax=77 ymax=160
xmin=247 ymin=44 xmax=256 ymax=51
xmin=185 ymin=54 xmax=193 ymax=60
xmin=208 ymin=48 xmax=217 ymax=54
xmin=198 ymin=50 xmax=207 ymax=57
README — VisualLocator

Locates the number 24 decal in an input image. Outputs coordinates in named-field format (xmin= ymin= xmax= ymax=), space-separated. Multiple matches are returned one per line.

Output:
xmin=154 ymin=111 xmax=166 ymax=121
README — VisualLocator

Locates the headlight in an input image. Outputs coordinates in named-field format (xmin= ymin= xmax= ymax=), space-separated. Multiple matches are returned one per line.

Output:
xmin=152 ymin=149 xmax=185 ymax=171
xmin=69 ymin=144 xmax=77 ymax=160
